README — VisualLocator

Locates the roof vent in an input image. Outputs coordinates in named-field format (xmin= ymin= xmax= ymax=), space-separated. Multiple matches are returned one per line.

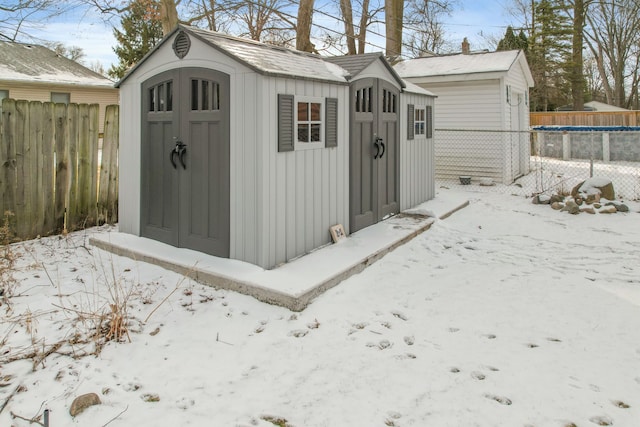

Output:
xmin=173 ymin=31 xmax=191 ymax=59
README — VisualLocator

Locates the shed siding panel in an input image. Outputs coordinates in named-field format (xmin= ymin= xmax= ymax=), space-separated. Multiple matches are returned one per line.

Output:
xmin=117 ymin=81 xmax=141 ymax=235
xmin=256 ymin=76 xmax=349 ymax=268
xmin=505 ymin=63 xmax=531 ymax=130
xmin=399 ymin=92 xmax=436 ymax=210
xmin=418 ymin=80 xmax=502 ymax=130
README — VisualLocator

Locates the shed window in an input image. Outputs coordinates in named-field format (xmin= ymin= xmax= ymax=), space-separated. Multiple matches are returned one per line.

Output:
xmin=355 ymin=87 xmax=372 ymax=113
xmin=382 ymin=89 xmax=396 ymax=113
xmin=0 ymin=89 xmax=8 ymax=102
xmin=278 ymin=95 xmax=337 ymax=151
xmin=148 ymin=81 xmax=173 ymax=112
xmin=296 ymin=98 xmax=324 ymax=149
xmin=51 ymin=92 xmax=70 ymax=104
xmin=414 ymin=107 xmax=426 ymax=136
xmin=191 ymin=79 xmax=220 ymax=111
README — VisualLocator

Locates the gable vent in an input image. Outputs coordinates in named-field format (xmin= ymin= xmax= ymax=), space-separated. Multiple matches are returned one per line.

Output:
xmin=173 ymin=31 xmax=191 ymax=59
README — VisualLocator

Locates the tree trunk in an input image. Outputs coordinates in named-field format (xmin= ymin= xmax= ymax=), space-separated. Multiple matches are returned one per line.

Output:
xmin=385 ymin=0 xmax=403 ymax=61
xmin=357 ymin=0 xmax=369 ymax=54
xmin=159 ymin=0 xmax=179 ymax=35
xmin=296 ymin=0 xmax=315 ymax=52
xmin=571 ymin=0 xmax=584 ymax=111
xmin=339 ymin=0 xmax=356 ymax=55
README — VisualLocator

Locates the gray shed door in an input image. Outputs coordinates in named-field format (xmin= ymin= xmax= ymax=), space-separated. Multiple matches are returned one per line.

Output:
xmin=350 ymin=78 xmax=400 ymax=233
xmin=141 ymin=67 xmax=230 ymax=257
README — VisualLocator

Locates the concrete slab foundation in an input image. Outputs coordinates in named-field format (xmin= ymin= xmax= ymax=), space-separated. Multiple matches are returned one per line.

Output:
xmin=90 ymin=196 xmax=469 ymax=311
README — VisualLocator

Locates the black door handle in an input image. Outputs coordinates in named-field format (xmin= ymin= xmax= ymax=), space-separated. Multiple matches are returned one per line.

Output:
xmin=374 ymin=137 xmax=384 ymax=159
xmin=170 ymin=148 xmax=178 ymax=169
xmin=179 ymin=145 xmax=187 ymax=169
xmin=170 ymin=141 xmax=187 ymax=169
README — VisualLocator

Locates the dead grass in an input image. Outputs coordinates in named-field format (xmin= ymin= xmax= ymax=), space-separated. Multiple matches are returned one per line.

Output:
xmin=260 ymin=415 xmax=292 ymax=427
xmin=0 ymin=211 xmax=18 ymax=308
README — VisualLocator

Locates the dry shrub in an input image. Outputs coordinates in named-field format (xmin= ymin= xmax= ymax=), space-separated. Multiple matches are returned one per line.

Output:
xmin=0 ymin=211 xmax=18 ymax=308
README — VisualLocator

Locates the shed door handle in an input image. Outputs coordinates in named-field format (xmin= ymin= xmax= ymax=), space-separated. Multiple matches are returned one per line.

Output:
xmin=179 ymin=144 xmax=187 ymax=169
xmin=374 ymin=137 xmax=384 ymax=159
xmin=170 ymin=141 xmax=187 ymax=169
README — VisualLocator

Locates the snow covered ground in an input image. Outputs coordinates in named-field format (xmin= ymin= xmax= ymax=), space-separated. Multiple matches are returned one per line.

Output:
xmin=1 ymin=187 xmax=639 ymax=427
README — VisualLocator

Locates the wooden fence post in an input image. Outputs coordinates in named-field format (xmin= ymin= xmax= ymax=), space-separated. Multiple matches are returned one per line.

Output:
xmin=89 ymin=104 xmax=99 ymax=224
xmin=0 ymin=99 xmax=18 ymax=231
xmin=66 ymin=103 xmax=79 ymax=231
xmin=99 ymin=105 xmax=119 ymax=224
xmin=14 ymin=100 xmax=31 ymax=239
xmin=54 ymin=103 xmax=69 ymax=233
xmin=27 ymin=101 xmax=44 ymax=238
xmin=77 ymin=103 xmax=98 ymax=228
xmin=42 ymin=102 xmax=56 ymax=236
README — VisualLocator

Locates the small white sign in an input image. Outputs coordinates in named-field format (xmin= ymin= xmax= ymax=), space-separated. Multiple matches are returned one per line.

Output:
xmin=329 ymin=224 xmax=346 ymax=243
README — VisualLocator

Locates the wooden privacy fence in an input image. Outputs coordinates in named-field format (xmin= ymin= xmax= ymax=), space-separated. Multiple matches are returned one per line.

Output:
xmin=0 ymin=99 xmax=119 ymax=240
xmin=531 ymin=111 xmax=640 ymax=127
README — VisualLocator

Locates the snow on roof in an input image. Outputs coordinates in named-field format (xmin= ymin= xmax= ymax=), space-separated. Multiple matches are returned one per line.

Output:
xmin=0 ymin=41 xmax=115 ymax=88
xmin=186 ymin=26 xmax=349 ymax=84
xmin=402 ymin=80 xmax=436 ymax=97
xmin=585 ymin=101 xmax=629 ymax=112
xmin=394 ymin=50 xmax=522 ymax=79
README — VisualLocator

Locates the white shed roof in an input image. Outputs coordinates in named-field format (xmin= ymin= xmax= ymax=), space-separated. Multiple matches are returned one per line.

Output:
xmin=395 ymin=50 xmax=533 ymax=86
xmin=119 ymin=25 xmax=350 ymax=86
xmin=402 ymin=80 xmax=436 ymax=96
xmin=187 ymin=27 xmax=349 ymax=83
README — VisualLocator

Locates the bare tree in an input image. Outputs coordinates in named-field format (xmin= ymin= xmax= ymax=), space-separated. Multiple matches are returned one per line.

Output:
xmin=44 ymin=41 xmax=86 ymax=62
xmin=158 ymin=0 xmax=179 ymax=33
xmin=90 ymin=59 xmax=107 ymax=76
xmin=335 ymin=0 xmax=382 ymax=55
xmin=296 ymin=0 xmax=314 ymax=52
xmin=384 ymin=0 xmax=403 ymax=60
xmin=0 ymin=0 xmax=76 ymax=41
xmin=404 ymin=0 xmax=459 ymax=56
xmin=583 ymin=0 xmax=640 ymax=108
xmin=225 ymin=0 xmax=290 ymax=41
xmin=339 ymin=0 xmax=356 ymax=54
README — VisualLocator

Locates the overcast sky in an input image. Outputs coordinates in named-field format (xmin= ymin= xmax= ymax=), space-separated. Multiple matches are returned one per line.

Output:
xmin=24 ymin=0 xmax=514 ymax=71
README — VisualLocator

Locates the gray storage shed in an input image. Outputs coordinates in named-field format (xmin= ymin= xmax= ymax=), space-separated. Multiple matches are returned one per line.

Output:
xmin=117 ymin=25 xmax=435 ymax=269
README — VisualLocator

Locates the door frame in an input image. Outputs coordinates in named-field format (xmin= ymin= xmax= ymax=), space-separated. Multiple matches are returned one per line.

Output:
xmin=140 ymin=67 xmax=230 ymax=257
xmin=349 ymin=77 xmax=400 ymax=233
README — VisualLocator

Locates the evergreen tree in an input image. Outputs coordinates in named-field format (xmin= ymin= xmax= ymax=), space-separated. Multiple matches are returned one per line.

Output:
xmin=528 ymin=0 xmax=572 ymax=111
xmin=108 ymin=0 xmax=164 ymax=80
xmin=497 ymin=26 xmax=528 ymax=51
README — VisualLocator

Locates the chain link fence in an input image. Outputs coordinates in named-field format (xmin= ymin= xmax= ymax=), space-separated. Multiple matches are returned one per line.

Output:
xmin=434 ymin=129 xmax=640 ymax=201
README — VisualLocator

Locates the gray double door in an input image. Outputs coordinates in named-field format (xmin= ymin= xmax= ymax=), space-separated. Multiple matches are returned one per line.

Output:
xmin=350 ymin=78 xmax=400 ymax=233
xmin=141 ymin=67 xmax=230 ymax=257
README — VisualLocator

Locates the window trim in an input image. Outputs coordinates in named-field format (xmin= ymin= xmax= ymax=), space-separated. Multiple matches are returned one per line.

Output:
xmin=414 ymin=106 xmax=426 ymax=137
xmin=295 ymin=96 xmax=325 ymax=151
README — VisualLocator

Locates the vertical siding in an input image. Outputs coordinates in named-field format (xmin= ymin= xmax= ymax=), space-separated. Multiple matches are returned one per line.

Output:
xmin=246 ymin=77 xmax=349 ymax=269
xmin=117 ymin=81 xmax=141 ymax=235
xmin=399 ymin=91 xmax=436 ymax=210
xmin=424 ymin=80 xmax=502 ymax=130
xmin=505 ymin=61 xmax=533 ymax=178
